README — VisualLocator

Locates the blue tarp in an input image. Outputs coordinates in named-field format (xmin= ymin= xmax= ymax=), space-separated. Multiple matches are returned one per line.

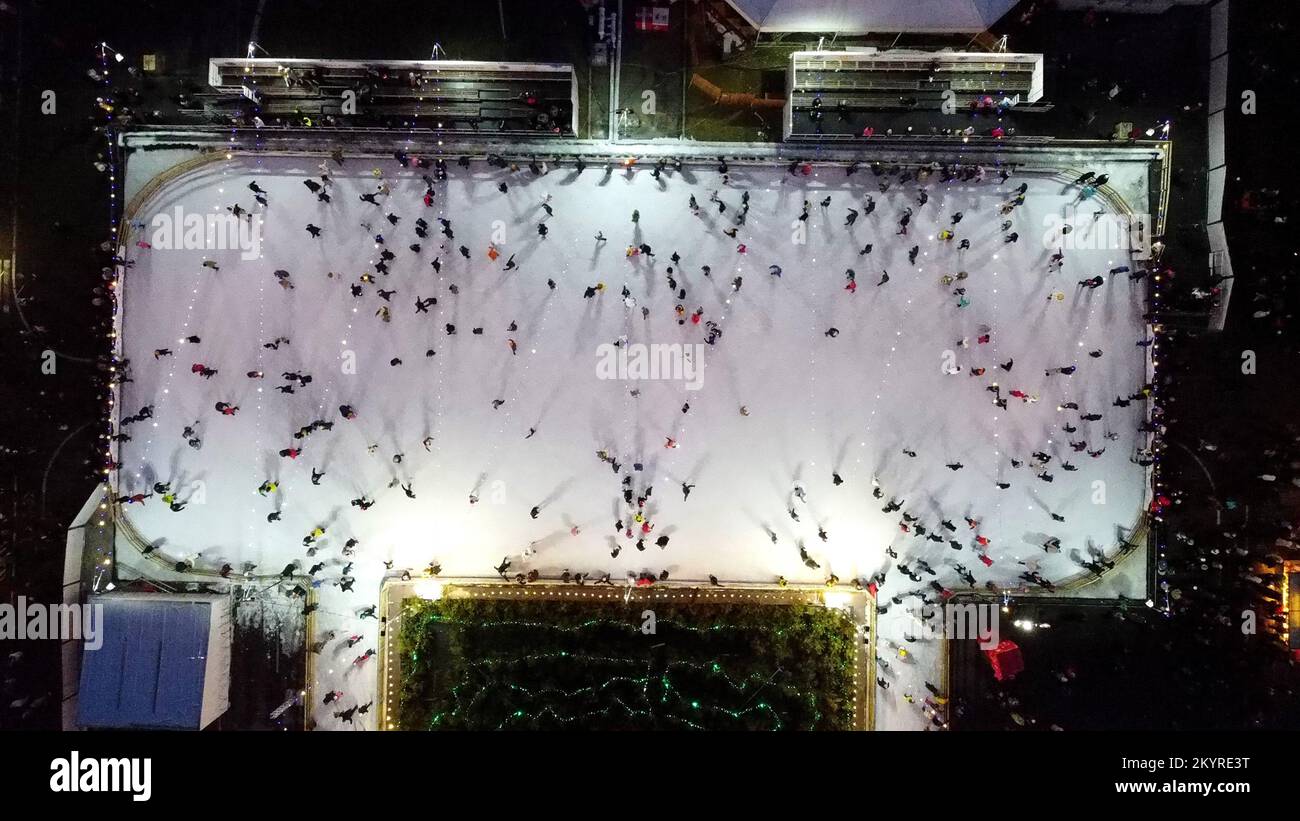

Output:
xmin=77 ymin=598 xmax=211 ymax=730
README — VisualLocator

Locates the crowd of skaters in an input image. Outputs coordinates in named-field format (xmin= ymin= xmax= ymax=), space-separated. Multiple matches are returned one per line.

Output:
xmin=107 ymin=148 xmax=1161 ymax=729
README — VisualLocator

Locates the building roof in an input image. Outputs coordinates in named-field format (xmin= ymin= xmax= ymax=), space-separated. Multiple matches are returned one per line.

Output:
xmin=725 ymin=0 xmax=1020 ymax=33
xmin=76 ymin=595 xmax=219 ymax=730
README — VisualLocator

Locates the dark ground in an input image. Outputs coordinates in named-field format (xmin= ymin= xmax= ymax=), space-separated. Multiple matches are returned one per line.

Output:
xmin=225 ymin=592 xmax=306 ymax=730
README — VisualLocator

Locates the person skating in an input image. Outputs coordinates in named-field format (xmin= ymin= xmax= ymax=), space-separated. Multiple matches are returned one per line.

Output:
xmin=333 ymin=704 xmax=359 ymax=724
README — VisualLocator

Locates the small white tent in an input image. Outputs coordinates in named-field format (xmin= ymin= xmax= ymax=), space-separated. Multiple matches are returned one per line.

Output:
xmin=724 ymin=0 xmax=1020 ymax=33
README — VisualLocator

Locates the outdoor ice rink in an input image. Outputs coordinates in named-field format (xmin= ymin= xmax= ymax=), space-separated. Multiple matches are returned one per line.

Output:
xmin=113 ymin=150 xmax=1154 ymax=728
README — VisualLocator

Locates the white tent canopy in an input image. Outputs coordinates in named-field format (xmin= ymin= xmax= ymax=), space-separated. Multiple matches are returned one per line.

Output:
xmin=725 ymin=0 xmax=1020 ymax=33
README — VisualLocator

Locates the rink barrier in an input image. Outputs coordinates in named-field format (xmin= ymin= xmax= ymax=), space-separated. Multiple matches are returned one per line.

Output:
xmin=117 ymin=153 xmax=1157 ymax=555
xmin=119 ymin=138 xmax=1163 ymax=250
xmin=116 ymin=153 xmax=1157 ymax=587
xmin=115 ymin=508 xmax=320 ymax=593
xmin=121 ymin=128 xmax=1167 ymax=168
xmin=113 ymin=140 xmax=1160 ymax=730
xmin=121 ymin=151 xmax=230 ymax=230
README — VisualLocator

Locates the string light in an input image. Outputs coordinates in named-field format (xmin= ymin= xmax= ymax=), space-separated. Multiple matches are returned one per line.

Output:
xmin=397 ymin=598 xmax=855 ymax=730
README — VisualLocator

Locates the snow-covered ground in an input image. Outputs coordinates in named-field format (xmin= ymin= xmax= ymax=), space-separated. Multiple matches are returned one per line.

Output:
xmin=113 ymin=151 xmax=1151 ymax=730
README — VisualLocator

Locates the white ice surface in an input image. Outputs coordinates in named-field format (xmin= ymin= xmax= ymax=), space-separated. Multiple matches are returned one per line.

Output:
xmin=114 ymin=154 xmax=1150 ymax=729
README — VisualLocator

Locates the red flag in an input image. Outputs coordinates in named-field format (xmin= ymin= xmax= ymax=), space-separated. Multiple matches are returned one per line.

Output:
xmin=984 ymin=640 xmax=1024 ymax=680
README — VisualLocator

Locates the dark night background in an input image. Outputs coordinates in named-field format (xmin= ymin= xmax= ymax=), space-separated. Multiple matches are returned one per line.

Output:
xmin=1 ymin=0 xmax=1298 ymax=731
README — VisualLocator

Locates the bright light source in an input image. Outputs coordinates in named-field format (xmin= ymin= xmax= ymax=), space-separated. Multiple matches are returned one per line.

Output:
xmin=415 ymin=579 xmax=444 ymax=600
xmin=823 ymin=591 xmax=852 ymax=611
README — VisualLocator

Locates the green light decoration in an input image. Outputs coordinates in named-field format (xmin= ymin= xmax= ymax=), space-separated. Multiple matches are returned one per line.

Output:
xmin=397 ymin=597 xmax=854 ymax=731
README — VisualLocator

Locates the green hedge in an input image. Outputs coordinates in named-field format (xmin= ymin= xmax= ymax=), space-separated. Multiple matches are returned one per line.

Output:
xmin=397 ymin=596 xmax=856 ymax=731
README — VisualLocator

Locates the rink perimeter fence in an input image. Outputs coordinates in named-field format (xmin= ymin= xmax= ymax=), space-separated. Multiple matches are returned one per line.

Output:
xmin=105 ymin=133 xmax=1166 ymax=729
